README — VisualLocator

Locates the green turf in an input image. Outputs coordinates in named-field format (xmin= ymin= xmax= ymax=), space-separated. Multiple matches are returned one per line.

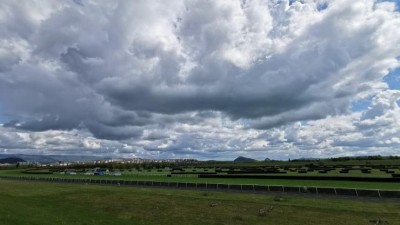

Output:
xmin=0 ymin=179 xmax=399 ymax=225
xmin=193 ymin=158 xmax=400 ymax=167
xmin=1 ymin=169 xmax=399 ymax=190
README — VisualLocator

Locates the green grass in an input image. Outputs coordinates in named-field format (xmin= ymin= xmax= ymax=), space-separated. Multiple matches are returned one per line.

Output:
xmin=1 ymin=169 xmax=399 ymax=190
xmin=0 ymin=179 xmax=399 ymax=225
xmin=195 ymin=158 xmax=400 ymax=167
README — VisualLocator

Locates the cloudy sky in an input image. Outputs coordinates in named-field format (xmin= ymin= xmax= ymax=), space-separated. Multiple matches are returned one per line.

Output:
xmin=0 ymin=0 xmax=399 ymax=160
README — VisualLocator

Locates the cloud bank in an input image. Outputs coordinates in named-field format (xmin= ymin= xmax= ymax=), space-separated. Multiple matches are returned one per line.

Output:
xmin=0 ymin=0 xmax=399 ymax=159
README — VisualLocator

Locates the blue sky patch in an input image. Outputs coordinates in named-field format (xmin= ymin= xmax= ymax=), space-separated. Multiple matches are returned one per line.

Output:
xmin=377 ymin=0 xmax=400 ymax=11
xmin=351 ymin=98 xmax=372 ymax=112
xmin=317 ymin=2 xmax=328 ymax=11
xmin=384 ymin=66 xmax=400 ymax=90
xmin=288 ymin=0 xmax=296 ymax=6
xmin=300 ymin=120 xmax=309 ymax=126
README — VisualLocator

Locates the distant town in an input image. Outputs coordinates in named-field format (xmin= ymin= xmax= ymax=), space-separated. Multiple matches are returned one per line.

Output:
xmin=0 ymin=156 xmax=197 ymax=168
xmin=1 ymin=154 xmax=398 ymax=169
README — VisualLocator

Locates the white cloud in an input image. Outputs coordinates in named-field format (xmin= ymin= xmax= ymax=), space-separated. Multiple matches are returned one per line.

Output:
xmin=0 ymin=0 xmax=399 ymax=159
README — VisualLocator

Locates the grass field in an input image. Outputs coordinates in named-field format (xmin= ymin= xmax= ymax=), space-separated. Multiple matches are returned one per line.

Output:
xmin=0 ymin=179 xmax=399 ymax=225
xmin=1 ymin=169 xmax=399 ymax=190
xmin=196 ymin=159 xmax=400 ymax=167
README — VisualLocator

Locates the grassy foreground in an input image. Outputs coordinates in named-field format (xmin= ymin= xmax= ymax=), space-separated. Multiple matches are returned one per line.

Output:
xmin=0 ymin=180 xmax=399 ymax=225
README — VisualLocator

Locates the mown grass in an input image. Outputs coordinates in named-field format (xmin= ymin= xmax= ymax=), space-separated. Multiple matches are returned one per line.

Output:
xmin=197 ymin=159 xmax=400 ymax=167
xmin=1 ymin=169 xmax=399 ymax=190
xmin=0 ymin=179 xmax=399 ymax=225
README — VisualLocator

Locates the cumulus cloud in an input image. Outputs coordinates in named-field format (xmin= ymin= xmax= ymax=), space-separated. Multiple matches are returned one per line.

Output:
xmin=0 ymin=0 xmax=399 ymax=159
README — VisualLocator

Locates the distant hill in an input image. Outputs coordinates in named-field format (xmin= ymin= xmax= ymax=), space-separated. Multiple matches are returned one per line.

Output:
xmin=0 ymin=154 xmax=110 ymax=164
xmin=264 ymin=158 xmax=271 ymax=161
xmin=0 ymin=157 xmax=25 ymax=164
xmin=234 ymin=156 xmax=257 ymax=163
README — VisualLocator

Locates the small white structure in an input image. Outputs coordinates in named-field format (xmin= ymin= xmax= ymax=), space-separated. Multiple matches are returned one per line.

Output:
xmin=63 ymin=169 xmax=77 ymax=175
xmin=110 ymin=170 xmax=122 ymax=176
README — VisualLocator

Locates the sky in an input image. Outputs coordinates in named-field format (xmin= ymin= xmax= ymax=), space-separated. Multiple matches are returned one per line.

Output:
xmin=0 ymin=0 xmax=400 ymax=160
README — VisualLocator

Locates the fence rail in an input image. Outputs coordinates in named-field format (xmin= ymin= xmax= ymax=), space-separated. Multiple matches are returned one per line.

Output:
xmin=0 ymin=175 xmax=399 ymax=199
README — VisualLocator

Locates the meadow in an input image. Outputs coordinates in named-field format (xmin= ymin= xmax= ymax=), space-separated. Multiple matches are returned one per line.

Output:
xmin=1 ymin=167 xmax=399 ymax=190
xmin=0 ymin=179 xmax=399 ymax=225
